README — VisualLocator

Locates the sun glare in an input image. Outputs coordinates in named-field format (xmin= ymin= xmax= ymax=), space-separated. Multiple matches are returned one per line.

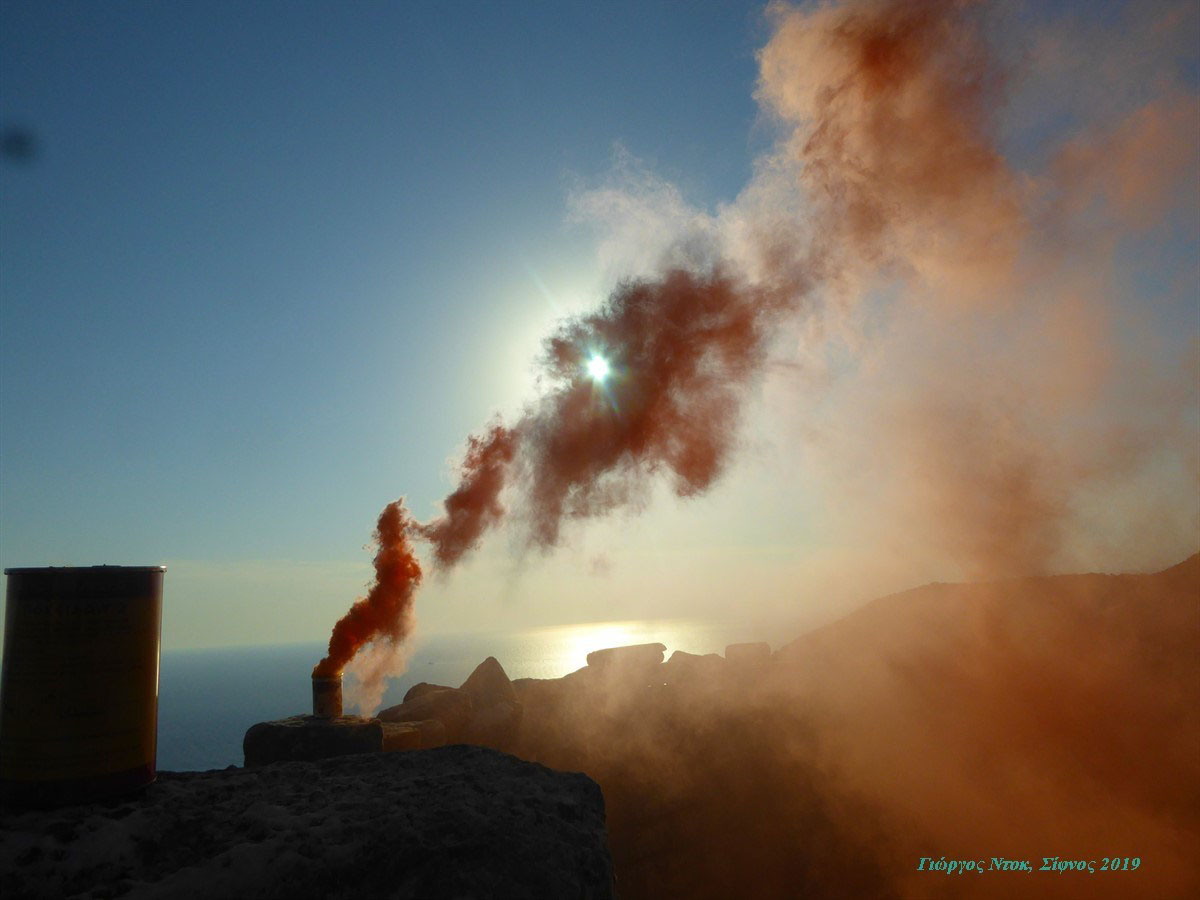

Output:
xmin=560 ymin=621 xmax=644 ymax=671
xmin=586 ymin=355 xmax=610 ymax=382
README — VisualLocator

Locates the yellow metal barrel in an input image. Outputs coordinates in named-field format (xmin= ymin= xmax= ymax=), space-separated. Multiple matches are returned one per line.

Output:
xmin=0 ymin=566 xmax=164 ymax=806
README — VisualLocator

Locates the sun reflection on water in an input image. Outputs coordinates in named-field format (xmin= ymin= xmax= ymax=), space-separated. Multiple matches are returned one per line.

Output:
xmin=523 ymin=619 xmax=737 ymax=676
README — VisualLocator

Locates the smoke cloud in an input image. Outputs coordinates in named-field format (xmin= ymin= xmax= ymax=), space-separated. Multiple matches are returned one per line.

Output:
xmin=313 ymin=501 xmax=421 ymax=681
xmin=417 ymin=424 xmax=518 ymax=568
xmin=318 ymin=0 xmax=1198 ymax=707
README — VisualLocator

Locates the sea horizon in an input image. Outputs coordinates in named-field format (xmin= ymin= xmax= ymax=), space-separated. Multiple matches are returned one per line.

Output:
xmin=156 ymin=617 xmax=787 ymax=772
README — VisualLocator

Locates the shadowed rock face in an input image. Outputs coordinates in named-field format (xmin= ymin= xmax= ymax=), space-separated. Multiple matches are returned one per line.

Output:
xmin=723 ymin=642 xmax=770 ymax=666
xmin=457 ymin=657 xmax=523 ymax=750
xmin=509 ymin=644 xmax=898 ymax=899
xmin=460 ymin=656 xmax=519 ymax=706
xmin=402 ymin=681 xmax=453 ymax=703
xmin=662 ymin=650 xmax=726 ymax=687
xmin=381 ymin=719 xmax=445 ymax=751
xmin=0 ymin=746 xmax=614 ymax=900
xmin=243 ymin=716 xmax=382 ymax=767
xmin=508 ymin=556 xmax=1200 ymax=900
xmin=377 ymin=688 xmax=473 ymax=741
xmin=232 ymin=557 xmax=1197 ymax=898
xmin=245 ymin=658 xmax=526 ymax=766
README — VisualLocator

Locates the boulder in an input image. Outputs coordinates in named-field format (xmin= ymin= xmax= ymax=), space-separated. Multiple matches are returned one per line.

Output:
xmin=460 ymin=658 xmax=522 ymax=751
xmin=402 ymin=681 xmax=453 ymax=703
xmin=243 ymin=715 xmax=382 ymax=767
xmin=377 ymin=687 xmax=473 ymax=740
xmin=0 ymin=746 xmax=615 ymax=899
xmin=460 ymin=656 xmax=518 ymax=707
xmin=662 ymin=650 xmax=726 ymax=686
xmin=380 ymin=722 xmax=422 ymax=752
xmin=382 ymin=719 xmax=447 ymax=751
xmin=583 ymin=645 xmax=667 ymax=698
xmin=585 ymin=643 xmax=666 ymax=669
xmin=513 ymin=675 xmax=572 ymax=706
xmin=466 ymin=700 xmax=523 ymax=751
xmin=725 ymin=642 xmax=771 ymax=665
xmin=412 ymin=718 xmax=448 ymax=749
xmin=511 ymin=676 xmax=541 ymax=700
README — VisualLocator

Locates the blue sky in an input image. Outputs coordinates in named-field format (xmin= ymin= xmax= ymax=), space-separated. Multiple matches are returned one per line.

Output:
xmin=1 ymin=2 xmax=783 ymax=647
xmin=2 ymin=1 xmax=1197 ymax=651
xmin=0 ymin=0 xmax=766 ymax=557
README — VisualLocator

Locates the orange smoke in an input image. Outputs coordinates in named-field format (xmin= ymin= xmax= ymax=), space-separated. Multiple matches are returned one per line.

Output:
xmin=312 ymin=500 xmax=422 ymax=679
xmin=319 ymin=0 xmax=1198 ymax=690
xmin=523 ymin=272 xmax=790 ymax=546
xmin=761 ymin=0 xmax=1021 ymax=276
xmin=752 ymin=0 xmax=1199 ymax=579
xmin=417 ymin=424 xmax=518 ymax=568
xmin=324 ymin=270 xmax=792 ymax=683
xmin=416 ymin=270 xmax=793 ymax=560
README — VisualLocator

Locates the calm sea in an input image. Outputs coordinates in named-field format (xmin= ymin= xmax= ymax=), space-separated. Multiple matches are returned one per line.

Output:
xmin=157 ymin=619 xmax=772 ymax=771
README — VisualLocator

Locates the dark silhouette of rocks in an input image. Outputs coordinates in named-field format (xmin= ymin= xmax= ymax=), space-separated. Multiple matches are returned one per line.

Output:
xmin=0 ymin=746 xmax=614 ymax=900
xmin=463 ymin=695 xmax=520 ymax=749
xmin=378 ymin=687 xmax=473 ymax=741
xmin=723 ymin=641 xmax=771 ymax=666
xmin=661 ymin=650 xmax=726 ymax=688
xmin=230 ymin=553 xmax=1198 ymax=897
xmin=510 ymin=556 xmax=1200 ymax=897
xmin=243 ymin=715 xmax=382 ymax=767
xmin=249 ymin=659 xmax=526 ymax=764
xmin=506 ymin=640 xmax=896 ymax=898
xmin=458 ymin=657 xmax=522 ymax=749
xmin=460 ymin=655 xmax=519 ymax=706
xmin=585 ymin=642 xmax=666 ymax=669
xmin=402 ymin=681 xmax=453 ymax=703
xmin=382 ymin=718 xmax=445 ymax=750
xmin=243 ymin=715 xmax=453 ymax=764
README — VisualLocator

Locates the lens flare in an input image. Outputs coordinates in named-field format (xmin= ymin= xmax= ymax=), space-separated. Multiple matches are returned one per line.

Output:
xmin=586 ymin=355 xmax=610 ymax=382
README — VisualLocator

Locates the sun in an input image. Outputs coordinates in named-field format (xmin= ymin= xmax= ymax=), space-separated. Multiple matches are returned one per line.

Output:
xmin=586 ymin=354 xmax=610 ymax=382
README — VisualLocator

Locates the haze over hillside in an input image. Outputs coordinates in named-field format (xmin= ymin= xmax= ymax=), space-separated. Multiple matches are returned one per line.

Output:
xmin=768 ymin=553 xmax=1200 ymax=898
xmin=503 ymin=553 xmax=1199 ymax=898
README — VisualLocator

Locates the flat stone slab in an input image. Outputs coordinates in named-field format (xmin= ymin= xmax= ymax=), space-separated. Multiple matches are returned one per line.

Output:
xmin=243 ymin=715 xmax=381 ymax=767
xmin=380 ymin=721 xmax=422 ymax=752
xmin=585 ymin=643 xmax=666 ymax=669
xmin=381 ymin=719 xmax=446 ymax=751
xmin=0 ymin=746 xmax=614 ymax=899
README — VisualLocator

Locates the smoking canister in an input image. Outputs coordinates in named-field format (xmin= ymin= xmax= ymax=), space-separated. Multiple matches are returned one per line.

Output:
xmin=312 ymin=674 xmax=343 ymax=718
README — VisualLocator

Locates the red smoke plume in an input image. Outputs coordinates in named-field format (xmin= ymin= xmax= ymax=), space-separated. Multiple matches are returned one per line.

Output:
xmin=313 ymin=500 xmax=422 ymax=678
xmin=524 ymin=272 xmax=789 ymax=546
xmin=416 ymin=424 xmax=517 ymax=568
xmin=318 ymin=0 xmax=1198 ymax=693
xmin=419 ymin=270 xmax=792 ymax=558
xmin=765 ymin=0 xmax=1020 ymax=271
xmin=323 ymin=269 xmax=793 ymax=683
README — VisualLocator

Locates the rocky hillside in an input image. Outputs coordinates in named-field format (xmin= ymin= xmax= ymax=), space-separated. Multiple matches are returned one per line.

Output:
xmin=17 ymin=555 xmax=1190 ymax=899
xmin=299 ymin=554 xmax=1197 ymax=899
xmin=0 ymin=745 xmax=614 ymax=900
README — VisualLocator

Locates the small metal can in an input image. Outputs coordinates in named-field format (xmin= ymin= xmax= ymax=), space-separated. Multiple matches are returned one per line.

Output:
xmin=312 ymin=674 xmax=343 ymax=718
